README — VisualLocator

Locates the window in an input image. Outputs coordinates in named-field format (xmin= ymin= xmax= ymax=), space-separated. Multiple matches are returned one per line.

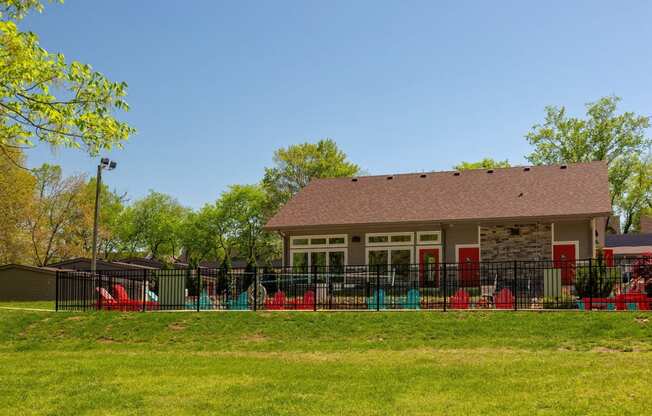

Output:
xmin=291 ymin=234 xmax=347 ymax=248
xmin=292 ymin=238 xmax=309 ymax=246
xmin=329 ymin=237 xmax=346 ymax=245
xmin=366 ymin=247 xmax=414 ymax=267
xmin=289 ymin=234 xmax=348 ymax=268
xmin=292 ymin=252 xmax=309 ymax=271
xmin=417 ymin=231 xmax=441 ymax=245
xmin=366 ymin=232 xmax=413 ymax=246
xmin=368 ymin=235 xmax=389 ymax=244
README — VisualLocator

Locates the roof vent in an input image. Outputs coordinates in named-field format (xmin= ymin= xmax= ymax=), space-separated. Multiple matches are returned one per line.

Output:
xmin=518 ymin=192 xmax=524 ymax=197
xmin=351 ymin=178 xmax=358 ymax=182
xmin=523 ymin=167 xmax=530 ymax=172
xmin=487 ymin=169 xmax=494 ymax=174
xmin=420 ymin=174 xmax=427 ymax=178
xmin=387 ymin=176 xmax=393 ymax=180
xmin=453 ymin=172 xmax=461 ymax=176
xmin=560 ymin=164 xmax=567 ymax=169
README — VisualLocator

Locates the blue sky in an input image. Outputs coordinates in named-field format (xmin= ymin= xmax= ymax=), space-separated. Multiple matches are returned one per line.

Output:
xmin=22 ymin=0 xmax=652 ymax=208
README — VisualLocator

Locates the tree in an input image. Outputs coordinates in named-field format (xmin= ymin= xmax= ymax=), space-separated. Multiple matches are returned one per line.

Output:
xmin=616 ymin=158 xmax=652 ymax=233
xmin=0 ymin=147 xmax=34 ymax=263
xmin=179 ymin=208 xmax=224 ymax=268
xmin=525 ymin=96 xmax=651 ymax=232
xmin=217 ymin=185 xmax=279 ymax=267
xmin=0 ymin=0 xmax=134 ymax=166
xmin=77 ymin=178 xmax=126 ymax=259
xmin=454 ymin=158 xmax=511 ymax=170
xmin=26 ymin=163 xmax=86 ymax=265
xmin=117 ymin=191 xmax=188 ymax=261
xmin=262 ymin=139 xmax=360 ymax=211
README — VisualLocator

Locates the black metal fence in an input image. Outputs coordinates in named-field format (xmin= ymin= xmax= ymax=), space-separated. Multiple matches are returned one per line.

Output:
xmin=56 ymin=257 xmax=652 ymax=312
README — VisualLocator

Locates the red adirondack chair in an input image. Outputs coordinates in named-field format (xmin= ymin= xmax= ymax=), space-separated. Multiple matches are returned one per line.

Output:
xmin=450 ymin=289 xmax=469 ymax=309
xmin=96 ymin=287 xmax=118 ymax=310
xmin=264 ymin=291 xmax=286 ymax=310
xmin=494 ymin=288 xmax=515 ymax=309
xmin=112 ymin=284 xmax=159 ymax=310
xmin=294 ymin=290 xmax=315 ymax=310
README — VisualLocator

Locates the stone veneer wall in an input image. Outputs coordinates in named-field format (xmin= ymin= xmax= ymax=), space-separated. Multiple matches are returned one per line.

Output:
xmin=480 ymin=223 xmax=552 ymax=261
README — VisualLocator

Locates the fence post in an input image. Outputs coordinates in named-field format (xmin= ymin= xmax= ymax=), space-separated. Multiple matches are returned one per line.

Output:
xmin=513 ymin=260 xmax=518 ymax=311
xmin=442 ymin=262 xmax=447 ymax=312
xmin=588 ymin=258 xmax=593 ymax=311
xmin=376 ymin=265 xmax=380 ymax=312
xmin=55 ymin=271 xmax=59 ymax=311
xmin=142 ymin=269 xmax=147 ymax=312
xmin=313 ymin=265 xmax=317 ymax=311
xmin=196 ymin=268 xmax=201 ymax=312
xmin=253 ymin=266 xmax=258 ymax=312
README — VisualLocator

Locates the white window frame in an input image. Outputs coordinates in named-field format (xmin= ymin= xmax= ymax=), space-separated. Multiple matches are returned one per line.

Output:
xmin=290 ymin=248 xmax=348 ymax=268
xmin=366 ymin=232 xmax=414 ymax=247
xmin=365 ymin=246 xmax=414 ymax=266
xmin=416 ymin=231 xmax=442 ymax=245
xmin=290 ymin=234 xmax=347 ymax=249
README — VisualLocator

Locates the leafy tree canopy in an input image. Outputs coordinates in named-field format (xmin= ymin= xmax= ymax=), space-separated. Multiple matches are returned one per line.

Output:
xmin=262 ymin=139 xmax=360 ymax=211
xmin=454 ymin=158 xmax=511 ymax=171
xmin=118 ymin=191 xmax=188 ymax=261
xmin=526 ymin=96 xmax=651 ymax=233
xmin=0 ymin=0 xmax=134 ymax=165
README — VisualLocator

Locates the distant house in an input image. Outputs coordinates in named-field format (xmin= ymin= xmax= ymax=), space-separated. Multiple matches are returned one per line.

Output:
xmin=48 ymin=257 xmax=156 ymax=271
xmin=264 ymin=162 xmax=611 ymax=279
xmin=604 ymin=234 xmax=652 ymax=258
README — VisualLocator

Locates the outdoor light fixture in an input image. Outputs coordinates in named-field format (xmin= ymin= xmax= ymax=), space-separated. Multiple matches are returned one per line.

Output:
xmin=91 ymin=157 xmax=117 ymax=274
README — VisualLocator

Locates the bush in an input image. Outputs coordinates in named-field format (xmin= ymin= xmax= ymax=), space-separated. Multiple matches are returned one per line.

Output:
xmin=574 ymin=261 xmax=617 ymax=298
xmin=543 ymin=295 xmax=575 ymax=309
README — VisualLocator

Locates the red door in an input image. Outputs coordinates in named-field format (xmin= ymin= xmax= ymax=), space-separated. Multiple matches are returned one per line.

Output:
xmin=418 ymin=248 xmax=440 ymax=286
xmin=458 ymin=247 xmax=480 ymax=287
xmin=553 ymin=244 xmax=576 ymax=285
xmin=602 ymin=249 xmax=614 ymax=267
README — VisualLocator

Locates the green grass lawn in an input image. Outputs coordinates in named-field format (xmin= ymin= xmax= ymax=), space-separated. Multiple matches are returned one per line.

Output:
xmin=1 ymin=305 xmax=651 ymax=415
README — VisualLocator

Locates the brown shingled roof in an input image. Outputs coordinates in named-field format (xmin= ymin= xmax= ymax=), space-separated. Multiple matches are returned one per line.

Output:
xmin=264 ymin=161 xmax=611 ymax=230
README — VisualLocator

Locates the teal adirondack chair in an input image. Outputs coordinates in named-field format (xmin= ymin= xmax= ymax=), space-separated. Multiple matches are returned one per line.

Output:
xmin=402 ymin=289 xmax=421 ymax=310
xmin=228 ymin=292 xmax=249 ymax=310
xmin=185 ymin=290 xmax=214 ymax=310
xmin=367 ymin=289 xmax=386 ymax=310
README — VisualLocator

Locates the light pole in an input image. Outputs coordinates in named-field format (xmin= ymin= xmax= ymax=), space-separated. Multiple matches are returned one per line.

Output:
xmin=91 ymin=157 xmax=117 ymax=274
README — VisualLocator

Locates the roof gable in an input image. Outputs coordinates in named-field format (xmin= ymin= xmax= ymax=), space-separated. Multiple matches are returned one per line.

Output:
xmin=265 ymin=162 xmax=611 ymax=230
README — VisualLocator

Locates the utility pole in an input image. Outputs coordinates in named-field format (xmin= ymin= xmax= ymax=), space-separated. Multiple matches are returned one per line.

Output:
xmin=91 ymin=158 xmax=116 ymax=274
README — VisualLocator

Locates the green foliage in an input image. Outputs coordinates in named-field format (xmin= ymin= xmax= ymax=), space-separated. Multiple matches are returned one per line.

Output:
xmin=117 ymin=191 xmax=188 ymax=261
xmin=542 ymin=295 xmax=575 ymax=309
xmin=574 ymin=260 xmax=618 ymax=298
xmin=262 ymin=139 xmax=360 ymax=211
xmin=2 ymin=310 xmax=652 ymax=415
xmin=0 ymin=147 xmax=34 ymax=263
xmin=0 ymin=0 xmax=134 ymax=164
xmin=453 ymin=158 xmax=511 ymax=170
xmin=526 ymin=96 xmax=651 ymax=232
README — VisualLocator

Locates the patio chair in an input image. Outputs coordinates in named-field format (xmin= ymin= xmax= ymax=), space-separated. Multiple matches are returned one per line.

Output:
xmin=113 ymin=283 xmax=159 ymax=311
xmin=228 ymin=292 xmax=249 ymax=310
xmin=186 ymin=290 xmax=214 ymax=310
xmin=264 ymin=291 xmax=286 ymax=310
xmin=494 ymin=288 xmax=515 ymax=309
xmin=402 ymin=289 xmax=420 ymax=310
xmin=96 ymin=287 xmax=118 ymax=310
xmin=367 ymin=288 xmax=386 ymax=310
xmin=449 ymin=289 xmax=469 ymax=309
xmin=292 ymin=290 xmax=315 ymax=310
